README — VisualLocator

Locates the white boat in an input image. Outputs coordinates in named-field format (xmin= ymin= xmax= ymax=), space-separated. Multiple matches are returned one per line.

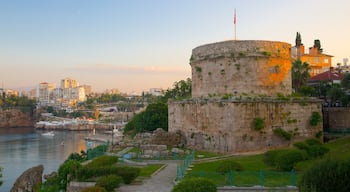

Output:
xmin=41 ymin=131 xmax=55 ymax=137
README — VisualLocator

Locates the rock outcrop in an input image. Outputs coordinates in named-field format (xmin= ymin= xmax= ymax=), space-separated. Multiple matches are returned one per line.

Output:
xmin=10 ymin=165 xmax=44 ymax=192
xmin=0 ymin=108 xmax=36 ymax=128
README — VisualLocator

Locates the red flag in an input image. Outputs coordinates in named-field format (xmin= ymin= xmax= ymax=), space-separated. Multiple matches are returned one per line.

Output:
xmin=234 ymin=9 xmax=236 ymax=24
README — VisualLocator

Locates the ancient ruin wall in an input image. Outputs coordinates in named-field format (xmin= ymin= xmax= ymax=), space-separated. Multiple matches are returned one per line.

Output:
xmin=169 ymin=99 xmax=322 ymax=153
xmin=190 ymin=40 xmax=292 ymax=98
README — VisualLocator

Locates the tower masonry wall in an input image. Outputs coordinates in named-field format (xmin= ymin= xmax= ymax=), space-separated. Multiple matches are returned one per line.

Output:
xmin=169 ymin=99 xmax=322 ymax=153
xmin=190 ymin=40 xmax=292 ymax=98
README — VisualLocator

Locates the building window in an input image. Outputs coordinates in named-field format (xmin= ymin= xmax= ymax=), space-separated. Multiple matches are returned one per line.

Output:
xmin=323 ymin=58 xmax=329 ymax=63
xmin=314 ymin=57 xmax=320 ymax=63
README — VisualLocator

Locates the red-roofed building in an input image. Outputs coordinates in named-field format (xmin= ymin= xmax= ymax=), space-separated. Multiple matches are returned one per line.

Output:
xmin=307 ymin=67 xmax=343 ymax=86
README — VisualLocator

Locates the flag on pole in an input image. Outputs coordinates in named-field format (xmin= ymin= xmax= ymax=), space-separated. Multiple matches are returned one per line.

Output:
xmin=234 ymin=9 xmax=236 ymax=24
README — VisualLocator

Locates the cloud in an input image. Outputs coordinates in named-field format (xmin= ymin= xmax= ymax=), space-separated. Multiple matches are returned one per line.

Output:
xmin=67 ymin=63 xmax=190 ymax=75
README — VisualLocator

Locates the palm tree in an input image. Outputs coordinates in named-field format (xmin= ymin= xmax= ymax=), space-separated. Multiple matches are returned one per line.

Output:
xmin=292 ymin=60 xmax=311 ymax=93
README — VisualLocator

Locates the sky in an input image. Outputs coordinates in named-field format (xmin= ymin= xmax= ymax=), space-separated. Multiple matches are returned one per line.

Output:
xmin=1 ymin=0 xmax=350 ymax=94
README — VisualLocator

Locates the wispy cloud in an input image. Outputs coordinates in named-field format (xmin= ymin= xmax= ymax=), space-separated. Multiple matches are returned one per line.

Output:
xmin=67 ymin=64 xmax=190 ymax=74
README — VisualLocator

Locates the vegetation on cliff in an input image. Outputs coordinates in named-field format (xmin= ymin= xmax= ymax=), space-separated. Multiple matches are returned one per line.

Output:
xmin=124 ymin=78 xmax=192 ymax=135
xmin=0 ymin=95 xmax=36 ymax=110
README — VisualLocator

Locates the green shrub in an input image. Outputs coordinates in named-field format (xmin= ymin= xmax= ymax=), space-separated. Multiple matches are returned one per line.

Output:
xmin=294 ymin=139 xmax=328 ymax=159
xmin=82 ymin=186 xmax=107 ymax=192
xmin=264 ymin=149 xmax=306 ymax=171
xmin=95 ymin=175 xmax=122 ymax=192
xmin=275 ymin=149 xmax=307 ymax=171
xmin=57 ymin=160 xmax=82 ymax=189
xmin=216 ymin=160 xmax=243 ymax=174
xmin=299 ymin=159 xmax=350 ymax=192
xmin=253 ymin=117 xmax=265 ymax=131
xmin=172 ymin=178 xmax=217 ymax=192
xmin=293 ymin=142 xmax=310 ymax=151
xmin=76 ymin=166 xmax=120 ymax=181
xmin=273 ymin=128 xmax=291 ymax=141
xmin=306 ymin=145 xmax=329 ymax=159
xmin=304 ymin=138 xmax=322 ymax=146
xmin=309 ymin=112 xmax=321 ymax=126
xmin=263 ymin=149 xmax=286 ymax=167
xmin=116 ymin=167 xmax=141 ymax=184
xmin=86 ymin=156 xmax=118 ymax=168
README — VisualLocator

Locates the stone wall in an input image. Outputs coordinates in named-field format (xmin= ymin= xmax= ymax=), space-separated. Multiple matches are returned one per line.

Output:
xmin=169 ymin=98 xmax=322 ymax=153
xmin=0 ymin=108 xmax=35 ymax=128
xmin=190 ymin=40 xmax=292 ymax=98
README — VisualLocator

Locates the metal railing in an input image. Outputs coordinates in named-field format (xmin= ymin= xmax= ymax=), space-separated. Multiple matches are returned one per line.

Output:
xmin=185 ymin=170 xmax=297 ymax=187
xmin=176 ymin=150 xmax=195 ymax=181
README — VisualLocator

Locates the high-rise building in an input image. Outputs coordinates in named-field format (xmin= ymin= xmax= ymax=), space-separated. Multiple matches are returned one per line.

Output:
xmin=61 ymin=78 xmax=78 ymax=89
xmin=38 ymin=82 xmax=56 ymax=106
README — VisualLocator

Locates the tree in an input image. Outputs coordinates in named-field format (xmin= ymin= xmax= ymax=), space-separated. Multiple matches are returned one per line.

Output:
xmin=341 ymin=73 xmax=350 ymax=90
xmin=292 ymin=60 xmax=311 ymax=93
xmin=161 ymin=78 xmax=192 ymax=102
xmin=295 ymin=32 xmax=302 ymax=47
xmin=313 ymin=39 xmax=323 ymax=53
xmin=327 ymin=85 xmax=348 ymax=106
xmin=124 ymin=102 xmax=168 ymax=134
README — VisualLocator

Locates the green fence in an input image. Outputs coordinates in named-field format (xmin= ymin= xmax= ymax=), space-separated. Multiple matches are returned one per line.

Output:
xmin=176 ymin=150 xmax=195 ymax=181
xmin=185 ymin=170 xmax=297 ymax=187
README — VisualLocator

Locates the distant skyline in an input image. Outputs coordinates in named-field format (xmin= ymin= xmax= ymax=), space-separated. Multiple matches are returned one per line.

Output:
xmin=1 ymin=0 xmax=350 ymax=93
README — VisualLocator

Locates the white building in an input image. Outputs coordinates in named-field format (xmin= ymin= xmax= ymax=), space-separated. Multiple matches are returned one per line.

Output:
xmin=37 ymin=82 xmax=56 ymax=106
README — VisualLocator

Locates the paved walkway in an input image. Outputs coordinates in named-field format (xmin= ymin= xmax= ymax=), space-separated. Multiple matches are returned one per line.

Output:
xmin=118 ymin=163 xmax=178 ymax=192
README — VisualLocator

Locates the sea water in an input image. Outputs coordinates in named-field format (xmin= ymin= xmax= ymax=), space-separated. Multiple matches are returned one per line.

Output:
xmin=0 ymin=127 xmax=91 ymax=191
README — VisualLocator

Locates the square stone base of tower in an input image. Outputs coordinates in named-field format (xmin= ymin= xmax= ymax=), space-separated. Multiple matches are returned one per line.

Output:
xmin=168 ymin=98 xmax=323 ymax=153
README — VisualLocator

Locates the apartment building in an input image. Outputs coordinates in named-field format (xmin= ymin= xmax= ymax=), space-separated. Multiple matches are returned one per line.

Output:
xmin=37 ymin=78 xmax=88 ymax=107
xmin=291 ymin=32 xmax=333 ymax=76
xmin=38 ymin=82 xmax=56 ymax=106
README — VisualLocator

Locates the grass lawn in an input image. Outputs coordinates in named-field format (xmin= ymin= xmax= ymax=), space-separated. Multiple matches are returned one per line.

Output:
xmin=139 ymin=164 xmax=165 ymax=177
xmin=188 ymin=137 xmax=350 ymax=187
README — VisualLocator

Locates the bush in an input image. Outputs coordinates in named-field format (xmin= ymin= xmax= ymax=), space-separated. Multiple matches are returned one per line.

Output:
xmin=117 ymin=167 xmax=141 ymax=184
xmin=95 ymin=175 xmax=122 ymax=192
xmin=57 ymin=160 xmax=82 ymax=189
xmin=216 ymin=160 xmax=243 ymax=173
xmin=293 ymin=139 xmax=328 ymax=159
xmin=293 ymin=142 xmax=310 ymax=151
xmin=304 ymin=138 xmax=322 ymax=146
xmin=86 ymin=156 xmax=118 ymax=168
xmin=275 ymin=149 xmax=307 ymax=171
xmin=309 ymin=112 xmax=321 ymax=126
xmin=264 ymin=149 xmax=306 ymax=171
xmin=253 ymin=117 xmax=265 ymax=131
xmin=299 ymin=159 xmax=350 ymax=192
xmin=75 ymin=166 xmax=120 ymax=181
xmin=172 ymin=178 xmax=217 ymax=192
xmin=306 ymin=145 xmax=329 ymax=159
xmin=273 ymin=128 xmax=291 ymax=140
xmin=82 ymin=186 xmax=107 ymax=192
xmin=263 ymin=149 xmax=286 ymax=166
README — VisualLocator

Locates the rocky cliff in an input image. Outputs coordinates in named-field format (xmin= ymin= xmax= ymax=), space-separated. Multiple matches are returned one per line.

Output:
xmin=10 ymin=165 xmax=43 ymax=192
xmin=0 ymin=108 xmax=36 ymax=128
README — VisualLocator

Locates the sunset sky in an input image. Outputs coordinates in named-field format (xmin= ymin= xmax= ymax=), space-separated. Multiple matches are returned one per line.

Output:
xmin=1 ymin=0 xmax=350 ymax=93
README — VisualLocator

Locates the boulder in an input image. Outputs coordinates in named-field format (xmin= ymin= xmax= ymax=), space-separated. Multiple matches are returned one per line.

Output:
xmin=11 ymin=165 xmax=44 ymax=192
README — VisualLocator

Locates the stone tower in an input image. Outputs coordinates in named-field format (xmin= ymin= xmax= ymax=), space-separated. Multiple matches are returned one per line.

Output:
xmin=169 ymin=40 xmax=323 ymax=153
xmin=190 ymin=40 xmax=292 ymax=97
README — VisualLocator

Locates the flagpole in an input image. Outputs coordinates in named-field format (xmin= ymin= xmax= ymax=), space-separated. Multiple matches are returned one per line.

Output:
xmin=234 ymin=8 xmax=236 ymax=41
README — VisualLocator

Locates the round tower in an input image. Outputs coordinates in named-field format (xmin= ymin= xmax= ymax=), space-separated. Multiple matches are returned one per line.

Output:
xmin=190 ymin=40 xmax=292 ymax=98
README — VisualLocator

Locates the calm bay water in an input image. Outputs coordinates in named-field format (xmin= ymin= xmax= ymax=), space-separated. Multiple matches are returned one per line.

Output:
xmin=0 ymin=127 xmax=92 ymax=192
